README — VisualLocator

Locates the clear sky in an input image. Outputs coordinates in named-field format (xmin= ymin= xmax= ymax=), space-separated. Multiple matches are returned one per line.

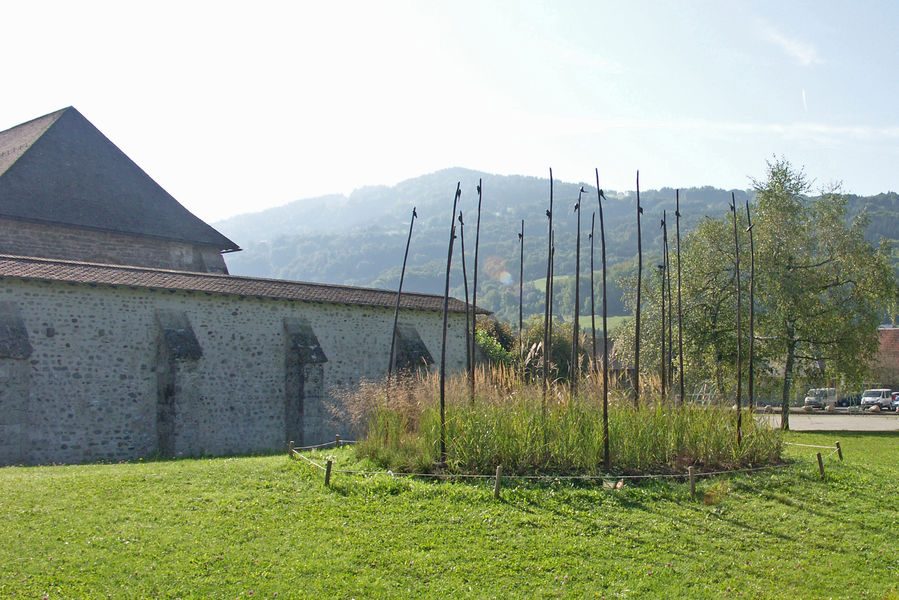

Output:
xmin=4 ymin=0 xmax=899 ymax=222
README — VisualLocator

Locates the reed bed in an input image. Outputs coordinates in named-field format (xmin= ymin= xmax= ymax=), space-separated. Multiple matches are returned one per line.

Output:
xmin=336 ymin=367 xmax=782 ymax=476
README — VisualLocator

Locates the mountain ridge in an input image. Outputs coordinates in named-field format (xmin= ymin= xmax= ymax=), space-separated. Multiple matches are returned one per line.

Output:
xmin=214 ymin=169 xmax=898 ymax=325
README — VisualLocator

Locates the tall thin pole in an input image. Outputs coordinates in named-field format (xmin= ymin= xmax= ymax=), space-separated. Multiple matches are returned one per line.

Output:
xmin=571 ymin=187 xmax=584 ymax=394
xmin=542 ymin=170 xmax=554 ymax=414
xmin=676 ymin=190 xmax=685 ymax=404
xmin=458 ymin=211 xmax=472 ymax=398
xmin=663 ymin=210 xmax=673 ymax=396
xmin=745 ymin=200 xmax=756 ymax=412
xmin=438 ymin=183 xmax=461 ymax=465
xmin=730 ymin=192 xmax=743 ymax=446
xmin=634 ymin=171 xmax=643 ymax=406
xmin=387 ymin=206 xmax=417 ymax=384
xmin=658 ymin=261 xmax=666 ymax=397
xmin=589 ymin=212 xmax=597 ymax=370
xmin=518 ymin=220 xmax=525 ymax=363
xmin=548 ymin=231 xmax=555 ymax=373
xmin=471 ymin=179 xmax=483 ymax=399
xmin=595 ymin=170 xmax=610 ymax=470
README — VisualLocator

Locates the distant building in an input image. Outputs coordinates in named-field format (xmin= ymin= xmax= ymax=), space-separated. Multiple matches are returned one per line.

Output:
xmin=872 ymin=326 xmax=899 ymax=389
xmin=0 ymin=108 xmax=472 ymax=466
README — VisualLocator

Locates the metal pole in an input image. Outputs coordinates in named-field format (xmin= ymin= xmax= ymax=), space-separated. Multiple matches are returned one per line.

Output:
xmin=665 ymin=213 xmax=673 ymax=393
xmin=387 ymin=207 xmax=417 ymax=385
xmin=658 ymin=262 xmax=666 ymax=397
xmin=571 ymin=187 xmax=584 ymax=394
xmin=589 ymin=212 xmax=597 ymax=372
xmin=471 ymin=179 xmax=483 ymax=400
xmin=634 ymin=171 xmax=643 ymax=406
xmin=676 ymin=190 xmax=685 ymax=404
xmin=519 ymin=220 xmax=525 ymax=364
xmin=438 ymin=183 xmax=461 ymax=465
xmin=730 ymin=193 xmax=743 ymax=446
xmin=745 ymin=200 xmax=756 ymax=412
xmin=542 ymin=170 xmax=554 ymax=413
xmin=548 ymin=230 xmax=555 ymax=378
xmin=458 ymin=211 xmax=472 ymax=399
xmin=595 ymin=170 xmax=610 ymax=470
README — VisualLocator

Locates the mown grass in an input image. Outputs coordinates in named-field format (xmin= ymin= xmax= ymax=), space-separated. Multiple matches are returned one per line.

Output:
xmin=1 ymin=431 xmax=897 ymax=598
xmin=347 ymin=372 xmax=782 ymax=475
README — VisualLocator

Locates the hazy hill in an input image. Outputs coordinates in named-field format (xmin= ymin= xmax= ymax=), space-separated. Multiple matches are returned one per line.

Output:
xmin=215 ymin=168 xmax=898 ymax=325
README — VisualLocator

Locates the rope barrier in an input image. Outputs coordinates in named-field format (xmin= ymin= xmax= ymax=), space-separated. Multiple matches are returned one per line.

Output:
xmin=287 ymin=436 xmax=841 ymax=489
xmin=291 ymin=449 xmax=326 ymax=471
xmin=783 ymin=442 xmax=836 ymax=450
xmin=288 ymin=438 xmax=358 ymax=452
xmin=305 ymin=459 xmax=794 ymax=482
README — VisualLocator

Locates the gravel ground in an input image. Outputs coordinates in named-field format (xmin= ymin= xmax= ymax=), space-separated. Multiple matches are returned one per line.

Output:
xmin=760 ymin=412 xmax=899 ymax=431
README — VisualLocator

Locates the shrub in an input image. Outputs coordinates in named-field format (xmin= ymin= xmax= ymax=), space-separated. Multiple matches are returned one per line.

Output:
xmin=341 ymin=368 xmax=782 ymax=476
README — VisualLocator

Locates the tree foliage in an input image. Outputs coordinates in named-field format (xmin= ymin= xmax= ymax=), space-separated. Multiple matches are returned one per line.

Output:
xmin=678 ymin=158 xmax=895 ymax=427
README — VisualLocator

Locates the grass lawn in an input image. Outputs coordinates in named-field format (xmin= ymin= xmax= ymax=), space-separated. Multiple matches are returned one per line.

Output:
xmin=1 ymin=431 xmax=897 ymax=598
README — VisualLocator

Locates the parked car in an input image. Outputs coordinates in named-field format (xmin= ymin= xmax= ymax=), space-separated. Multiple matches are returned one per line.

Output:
xmin=803 ymin=388 xmax=838 ymax=410
xmin=837 ymin=393 xmax=861 ymax=407
xmin=891 ymin=392 xmax=899 ymax=411
xmin=860 ymin=388 xmax=893 ymax=409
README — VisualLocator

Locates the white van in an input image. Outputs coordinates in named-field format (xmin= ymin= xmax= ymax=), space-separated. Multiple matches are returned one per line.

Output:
xmin=860 ymin=389 xmax=893 ymax=410
xmin=803 ymin=388 xmax=838 ymax=410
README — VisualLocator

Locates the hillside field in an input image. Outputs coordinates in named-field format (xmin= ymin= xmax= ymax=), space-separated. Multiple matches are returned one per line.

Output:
xmin=1 ymin=432 xmax=897 ymax=598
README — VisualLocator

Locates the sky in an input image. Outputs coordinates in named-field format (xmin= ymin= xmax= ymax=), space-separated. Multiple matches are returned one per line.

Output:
xmin=5 ymin=0 xmax=899 ymax=222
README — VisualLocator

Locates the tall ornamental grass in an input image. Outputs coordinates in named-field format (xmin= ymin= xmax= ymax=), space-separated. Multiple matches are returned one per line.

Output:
xmin=335 ymin=367 xmax=782 ymax=476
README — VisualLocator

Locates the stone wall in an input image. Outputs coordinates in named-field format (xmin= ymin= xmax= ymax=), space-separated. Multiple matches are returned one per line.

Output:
xmin=0 ymin=278 xmax=467 ymax=465
xmin=0 ymin=217 xmax=229 ymax=273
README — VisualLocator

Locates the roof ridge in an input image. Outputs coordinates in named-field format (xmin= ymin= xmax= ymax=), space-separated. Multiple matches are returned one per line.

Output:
xmin=0 ymin=106 xmax=71 ymax=136
xmin=0 ymin=107 xmax=70 ymax=179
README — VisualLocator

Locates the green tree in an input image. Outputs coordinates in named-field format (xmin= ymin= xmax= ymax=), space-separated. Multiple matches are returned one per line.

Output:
xmin=754 ymin=160 xmax=894 ymax=427
xmin=681 ymin=158 xmax=894 ymax=428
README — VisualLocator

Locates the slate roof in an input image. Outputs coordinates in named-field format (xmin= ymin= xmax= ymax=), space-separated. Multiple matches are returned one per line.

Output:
xmin=0 ymin=254 xmax=485 ymax=314
xmin=0 ymin=107 xmax=240 ymax=252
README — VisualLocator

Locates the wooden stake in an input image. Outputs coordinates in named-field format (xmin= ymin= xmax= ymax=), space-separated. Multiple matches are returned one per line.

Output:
xmin=816 ymin=452 xmax=825 ymax=479
xmin=439 ymin=183 xmax=462 ymax=465
xmin=595 ymin=170 xmax=610 ymax=470
xmin=542 ymin=170 xmax=554 ymax=414
xmin=745 ymin=200 xmax=756 ymax=411
xmin=387 ymin=207 xmax=418 ymax=384
xmin=288 ymin=440 xmax=295 ymax=457
xmin=634 ymin=170 xmax=643 ymax=406
xmin=658 ymin=261 xmax=666 ymax=397
xmin=571 ymin=187 xmax=585 ymax=394
xmin=458 ymin=211 xmax=473 ymax=391
xmin=730 ymin=193 xmax=743 ymax=446
xmin=676 ymin=190 xmax=685 ymax=404
xmin=335 ymin=434 xmax=341 ymax=447
xmin=325 ymin=459 xmax=333 ymax=487
xmin=688 ymin=466 xmax=696 ymax=499
xmin=835 ymin=441 xmax=843 ymax=461
xmin=589 ymin=213 xmax=597 ymax=370
xmin=664 ymin=211 xmax=673 ymax=393
xmin=471 ymin=180 xmax=483 ymax=400
xmin=518 ymin=220 xmax=525 ymax=364
xmin=494 ymin=465 xmax=503 ymax=499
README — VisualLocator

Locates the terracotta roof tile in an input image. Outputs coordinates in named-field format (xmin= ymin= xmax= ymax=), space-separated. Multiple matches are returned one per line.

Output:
xmin=0 ymin=255 xmax=486 ymax=314
xmin=878 ymin=328 xmax=899 ymax=366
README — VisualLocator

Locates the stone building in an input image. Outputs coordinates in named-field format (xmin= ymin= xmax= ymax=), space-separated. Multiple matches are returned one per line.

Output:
xmin=0 ymin=107 xmax=239 ymax=273
xmin=0 ymin=108 xmax=472 ymax=466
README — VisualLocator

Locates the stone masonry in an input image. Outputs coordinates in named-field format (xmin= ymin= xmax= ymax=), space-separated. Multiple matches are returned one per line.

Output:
xmin=0 ymin=217 xmax=229 ymax=273
xmin=0 ymin=277 xmax=467 ymax=465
